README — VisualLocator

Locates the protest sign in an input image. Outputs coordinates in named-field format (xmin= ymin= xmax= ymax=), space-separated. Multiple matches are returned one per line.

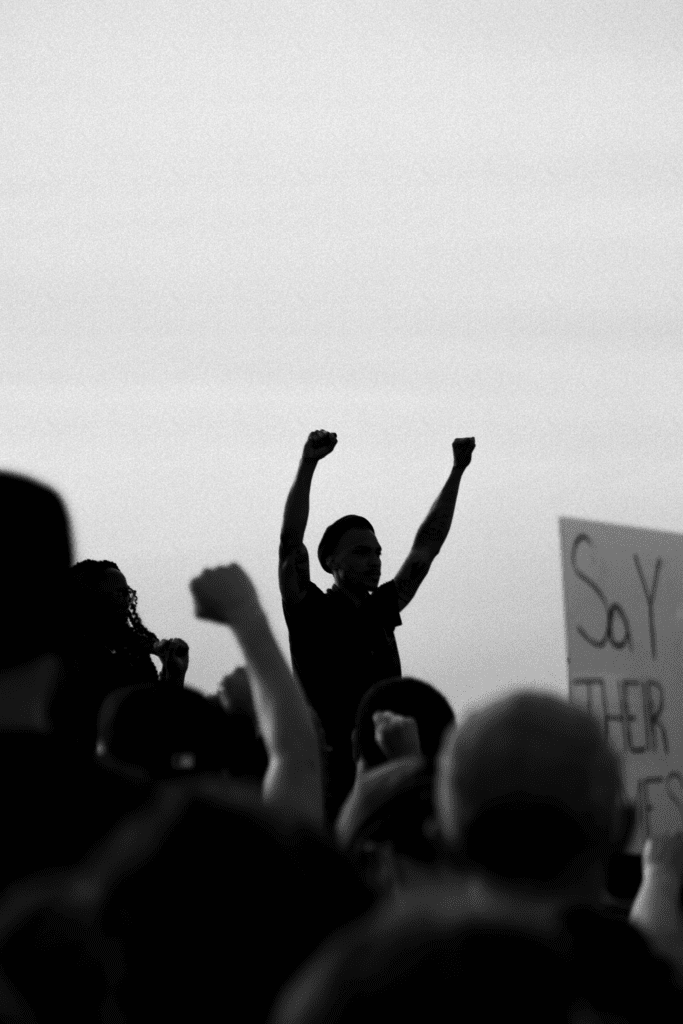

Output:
xmin=559 ymin=518 xmax=683 ymax=850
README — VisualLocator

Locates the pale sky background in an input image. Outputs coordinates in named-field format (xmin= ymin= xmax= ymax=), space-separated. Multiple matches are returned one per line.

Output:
xmin=2 ymin=1 xmax=682 ymax=721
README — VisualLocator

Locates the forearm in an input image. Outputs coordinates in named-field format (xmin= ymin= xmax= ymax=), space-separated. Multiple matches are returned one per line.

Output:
xmin=630 ymin=868 xmax=683 ymax=981
xmin=232 ymin=607 xmax=323 ymax=826
xmin=280 ymin=458 xmax=316 ymax=548
xmin=232 ymin=608 xmax=320 ymax=765
xmin=630 ymin=867 xmax=683 ymax=937
xmin=413 ymin=465 xmax=464 ymax=556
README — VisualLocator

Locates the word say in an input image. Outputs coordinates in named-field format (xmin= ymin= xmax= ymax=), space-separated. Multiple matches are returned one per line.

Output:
xmin=571 ymin=534 xmax=662 ymax=658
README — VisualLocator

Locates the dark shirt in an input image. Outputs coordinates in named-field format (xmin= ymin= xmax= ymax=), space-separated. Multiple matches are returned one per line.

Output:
xmin=283 ymin=580 xmax=402 ymax=816
xmin=283 ymin=580 xmax=402 ymax=752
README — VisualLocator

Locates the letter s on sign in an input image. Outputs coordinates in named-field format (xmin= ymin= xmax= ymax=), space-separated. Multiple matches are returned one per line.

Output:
xmin=571 ymin=534 xmax=608 ymax=649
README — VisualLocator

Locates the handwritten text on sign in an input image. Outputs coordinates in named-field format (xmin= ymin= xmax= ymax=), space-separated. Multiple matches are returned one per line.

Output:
xmin=559 ymin=519 xmax=683 ymax=848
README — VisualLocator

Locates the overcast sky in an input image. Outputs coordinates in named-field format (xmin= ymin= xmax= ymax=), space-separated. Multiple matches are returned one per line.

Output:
xmin=2 ymin=1 xmax=682 ymax=718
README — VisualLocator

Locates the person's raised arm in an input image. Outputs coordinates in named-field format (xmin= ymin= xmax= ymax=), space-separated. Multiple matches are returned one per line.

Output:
xmin=630 ymin=834 xmax=683 ymax=983
xmin=279 ymin=430 xmax=337 ymax=555
xmin=190 ymin=564 xmax=324 ymax=830
xmin=411 ymin=437 xmax=475 ymax=557
xmin=394 ymin=437 xmax=475 ymax=612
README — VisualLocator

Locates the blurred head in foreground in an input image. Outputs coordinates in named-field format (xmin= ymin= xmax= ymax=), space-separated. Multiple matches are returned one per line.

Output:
xmin=0 ymin=472 xmax=73 ymax=731
xmin=435 ymin=690 xmax=627 ymax=899
xmin=0 ymin=472 xmax=72 ymax=673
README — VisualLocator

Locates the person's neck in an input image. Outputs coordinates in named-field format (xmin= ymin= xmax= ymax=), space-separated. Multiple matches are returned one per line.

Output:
xmin=0 ymin=653 xmax=63 ymax=732
xmin=332 ymin=580 xmax=369 ymax=607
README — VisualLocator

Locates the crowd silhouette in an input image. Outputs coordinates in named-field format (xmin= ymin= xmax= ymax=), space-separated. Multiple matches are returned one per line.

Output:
xmin=0 ymin=430 xmax=682 ymax=1021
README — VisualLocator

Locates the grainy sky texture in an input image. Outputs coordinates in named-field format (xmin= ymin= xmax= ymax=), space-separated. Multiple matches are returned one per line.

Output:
xmin=2 ymin=1 xmax=682 ymax=718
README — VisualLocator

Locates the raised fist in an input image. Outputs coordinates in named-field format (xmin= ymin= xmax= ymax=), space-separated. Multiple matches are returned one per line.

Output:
xmin=372 ymin=710 xmax=422 ymax=761
xmin=190 ymin=564 xmax=261 ymax=626
xmin=452 ymin=436 xmax=476 ymax=470
xmin=153 ymin=637 xmax=190 ymax=680
xmin=302 ymin=430 xmax=338 ymax=462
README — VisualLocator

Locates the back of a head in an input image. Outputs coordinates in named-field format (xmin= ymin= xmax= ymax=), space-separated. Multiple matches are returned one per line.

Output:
xmin=0 ymin=472 xmax=73 ymax=672
xmin=437 ymin=689 xmax=623 ymax=889
xmin=353 ymin=676 xmax=455 ymax=768
xmin=97 ymin=684 xmax=251 ymax=780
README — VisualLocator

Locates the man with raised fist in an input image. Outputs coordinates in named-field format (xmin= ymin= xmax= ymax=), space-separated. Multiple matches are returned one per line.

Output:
xmin=278 ymin=429 xmax=475 ymax=822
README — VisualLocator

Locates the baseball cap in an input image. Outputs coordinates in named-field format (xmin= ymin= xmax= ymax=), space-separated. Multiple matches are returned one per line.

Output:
xmin=97 ymin=685 xmax=239 ymax=780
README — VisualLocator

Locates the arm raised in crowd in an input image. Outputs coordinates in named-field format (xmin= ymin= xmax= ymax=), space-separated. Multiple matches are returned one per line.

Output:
xmin=190 ymin=564 xmax=324 ymax=830
xmin=630 ymin=834 xmax=683 ymax=983
xmin=394 ymin=437 xmax=476 ymax=613
xmin=337 ymin=711 xmax=425 ymax=849
xmin=279 ymin=430 xmax=337 ymax=555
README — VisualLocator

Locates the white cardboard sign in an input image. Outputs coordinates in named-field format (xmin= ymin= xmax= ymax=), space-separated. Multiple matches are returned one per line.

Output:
xmin=559 ymin=517 xmax=683 ymax=848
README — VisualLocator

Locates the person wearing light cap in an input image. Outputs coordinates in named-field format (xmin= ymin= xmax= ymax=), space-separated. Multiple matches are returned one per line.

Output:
xmin=278 ymin=429 xmax=475 ymax=822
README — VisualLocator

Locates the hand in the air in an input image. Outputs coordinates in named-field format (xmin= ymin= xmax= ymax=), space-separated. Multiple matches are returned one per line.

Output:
xmin=190 ymin=564 xmax=261 ymax=626
xmin=372 ymin=710 xmax=422 ymax=761
xmin=302 ymin=430 xmax=338 ymax=462
xmin=452 ymin=437 xmax=476 ymax=471
xmin=153 ymin=638 xmax=190 ymax=680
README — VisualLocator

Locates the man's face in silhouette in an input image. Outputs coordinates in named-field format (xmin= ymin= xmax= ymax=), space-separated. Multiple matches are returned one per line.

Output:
xmin=328 ymin=528 xmax=382 ymax=591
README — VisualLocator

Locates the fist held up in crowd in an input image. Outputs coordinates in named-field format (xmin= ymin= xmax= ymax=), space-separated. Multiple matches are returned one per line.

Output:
xmin=302 ymin=430 xmax=338 ymax=462
xmin=190 ymin=564 xmax=262 ymax=626
xmin=152 ymin=638 xmax=190 ymax=682
xmin=372 ymin=710 xmax=422 ymax=761
xmin=452 ymin=437 xmax=476 ymax=471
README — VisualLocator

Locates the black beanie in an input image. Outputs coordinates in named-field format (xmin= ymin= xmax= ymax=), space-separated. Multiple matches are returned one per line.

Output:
xmin=318 ymin=516 xmax=375 ymax=573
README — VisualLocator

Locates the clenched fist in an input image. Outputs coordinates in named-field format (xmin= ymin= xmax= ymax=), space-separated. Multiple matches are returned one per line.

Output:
xmin=190 ymin=564 xmax=261 ymax=626
xmin=153 ymin=638 xmax=190 ymax=681
xmin=452 ymin=436 xmax=476 ymax=471
xmin=302 ymin=430 xmax=338 ymax=462
xmin=372 ymin=710 xmax=422 ymax=761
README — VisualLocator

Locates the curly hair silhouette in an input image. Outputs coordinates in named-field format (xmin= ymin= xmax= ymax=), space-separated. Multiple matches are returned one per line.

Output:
xmin=68 ymin=560 xmax=160 ymax=656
